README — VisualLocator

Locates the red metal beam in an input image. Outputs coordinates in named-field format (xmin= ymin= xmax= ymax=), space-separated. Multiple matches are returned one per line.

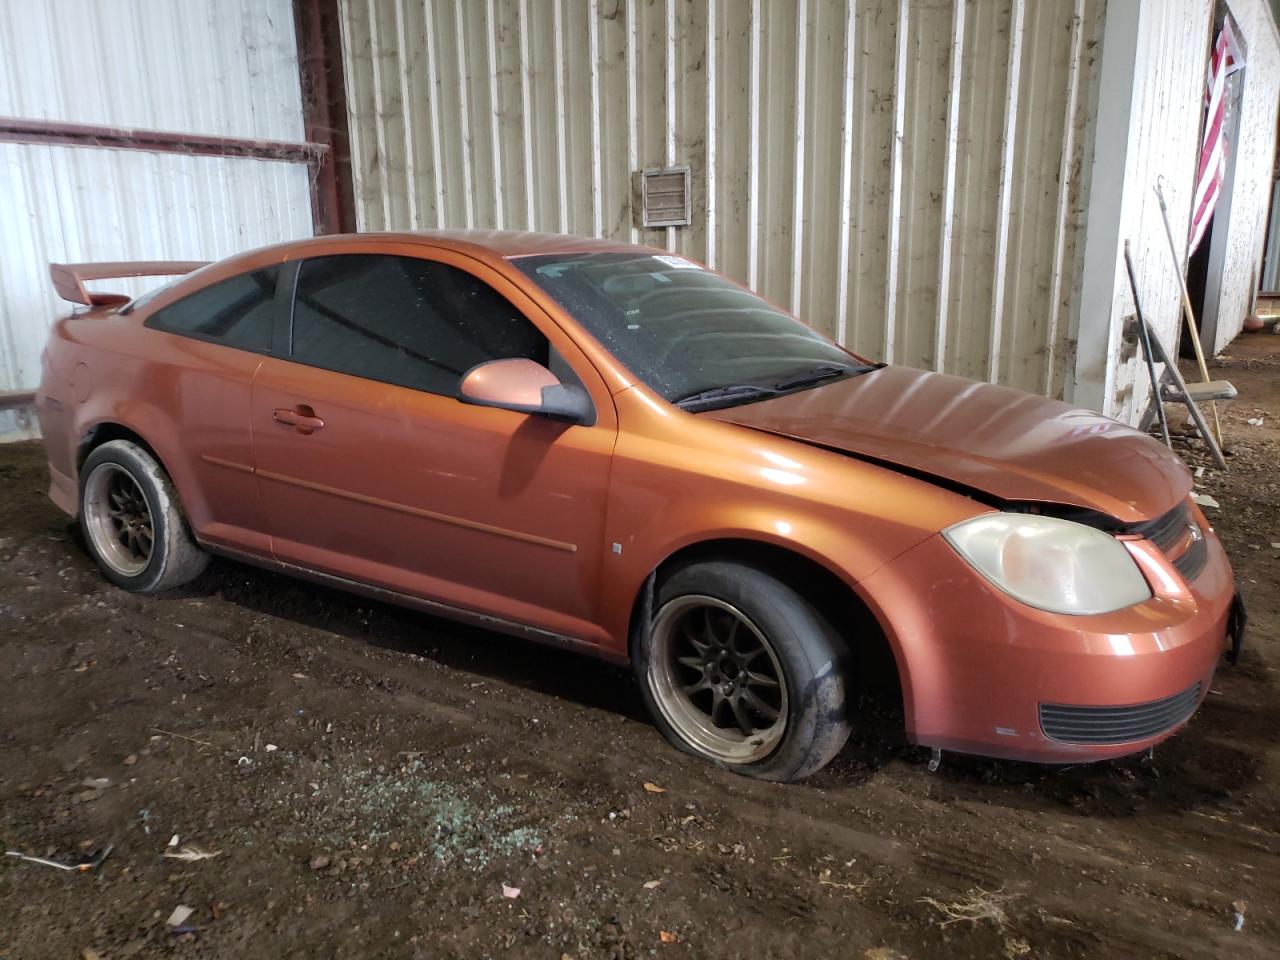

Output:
xmin=0 ymin=116 xmax=325 ymax=164
xmin=294 ymin=0 xmax=357 ymax=234
xmin=0 ymin=390 xmax=36 ymax=412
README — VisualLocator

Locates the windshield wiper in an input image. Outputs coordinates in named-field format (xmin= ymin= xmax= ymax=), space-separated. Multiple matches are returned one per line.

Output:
xmin=676 ymin=362 xmax=882 ymax=412
xmin=772 ymin=362 xmax=876 ymax=391
xmin=674 ymin=383 xmax=782 ymax=412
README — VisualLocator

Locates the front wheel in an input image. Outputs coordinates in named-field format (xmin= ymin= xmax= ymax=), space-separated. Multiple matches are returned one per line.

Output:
xmin=635 ymin=561 xmax=852 ymax=781
xmin=79 ymin=439 xmax=209 ymax=593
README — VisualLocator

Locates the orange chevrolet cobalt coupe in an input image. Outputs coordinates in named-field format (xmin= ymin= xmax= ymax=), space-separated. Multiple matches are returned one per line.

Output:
xmin=38 ymin=232 xmax=1245 ymax=781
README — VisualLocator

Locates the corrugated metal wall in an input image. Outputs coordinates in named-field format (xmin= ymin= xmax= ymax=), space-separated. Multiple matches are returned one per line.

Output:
xmin=0 ymin=0 xmax=306 ymax=140
xmin=0 ymin=0 xmax=315 ymax=439
xmin=338 ymin=0 xmax=1105 ymax=400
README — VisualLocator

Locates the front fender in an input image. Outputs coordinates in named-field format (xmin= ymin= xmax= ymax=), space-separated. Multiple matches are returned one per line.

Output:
xmin=595 ymin=416 xmax=981 ymax=670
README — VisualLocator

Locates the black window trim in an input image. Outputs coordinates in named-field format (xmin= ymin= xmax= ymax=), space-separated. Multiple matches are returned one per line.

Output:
xmin=274 ymin=260 xmax=300 ymax=357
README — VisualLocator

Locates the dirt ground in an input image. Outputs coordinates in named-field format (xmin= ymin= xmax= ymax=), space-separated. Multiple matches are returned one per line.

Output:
xmin=1 ymin=339 xmax=1278 ymax=960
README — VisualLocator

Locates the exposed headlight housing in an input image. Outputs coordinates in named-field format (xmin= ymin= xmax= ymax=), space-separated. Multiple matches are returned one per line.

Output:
xmin=942 ymin=513 xmax=1152 ymax=615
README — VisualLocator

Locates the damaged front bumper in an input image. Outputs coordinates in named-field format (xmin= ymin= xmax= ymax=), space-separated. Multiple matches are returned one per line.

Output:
xmin=859 ymin=522 xmax=1239 ymax=763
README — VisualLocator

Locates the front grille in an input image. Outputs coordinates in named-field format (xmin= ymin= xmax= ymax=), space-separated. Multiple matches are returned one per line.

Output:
xmin=1131 ymin=501 xmax=1192 ymax=553
xmin=1173 ymin=535 xmax=1208 ymax=581
xmin=1129 ymin=500 xmax=1207 ymax=583
xmin=1039 ymin=683 xmax=1201 ymax=744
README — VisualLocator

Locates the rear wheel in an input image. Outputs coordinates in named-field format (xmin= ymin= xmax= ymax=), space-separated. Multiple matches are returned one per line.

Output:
xmin=79 ymin=440 xmax=208 ymax=592
xmin=635 ymin=561 xmax=851 ymax=781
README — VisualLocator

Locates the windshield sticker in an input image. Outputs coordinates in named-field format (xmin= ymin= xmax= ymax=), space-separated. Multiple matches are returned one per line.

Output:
xmin=652 ymin=255 xmax=700 ymax=270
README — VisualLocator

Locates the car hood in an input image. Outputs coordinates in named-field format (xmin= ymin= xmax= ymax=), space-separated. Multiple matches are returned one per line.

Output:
xmin=701 ymin=365 xmax=1190 ymax=524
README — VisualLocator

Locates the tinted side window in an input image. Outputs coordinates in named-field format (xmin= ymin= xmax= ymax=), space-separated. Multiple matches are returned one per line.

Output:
xmin=146 ymin=267 xmax=279 ymax=352
xmin=290 ymin=255 xmax=548 ymax=396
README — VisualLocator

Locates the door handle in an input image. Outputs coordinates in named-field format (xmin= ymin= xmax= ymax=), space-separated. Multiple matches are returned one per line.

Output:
xmin=272 ymin=405 xmax=325 ymax=435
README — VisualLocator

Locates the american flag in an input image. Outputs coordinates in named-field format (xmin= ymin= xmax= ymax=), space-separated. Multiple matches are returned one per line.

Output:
xmin=1189 ymin=20 xmax=1245 ymax=255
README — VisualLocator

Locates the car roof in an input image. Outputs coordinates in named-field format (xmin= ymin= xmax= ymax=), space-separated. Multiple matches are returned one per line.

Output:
xmin=122 ymin=230 xmax=679 ymax=320
xmin=329 ymin=229 xmax=647 ymax=260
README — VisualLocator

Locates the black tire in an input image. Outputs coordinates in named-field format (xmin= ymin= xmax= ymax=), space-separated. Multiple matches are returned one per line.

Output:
xmin=78 ymin=439 xmax=209 ymax=593
xmin=634 ymin=560 xmax=851 ymax=782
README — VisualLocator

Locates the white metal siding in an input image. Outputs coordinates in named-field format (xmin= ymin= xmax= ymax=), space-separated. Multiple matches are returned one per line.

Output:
xmin=1207 ymin=0 xmax=1280 ymax=350
xmin=338 ymin=0 xmax=1106 ymax=400
xmin=0 ymin=143 xmax=313 ymax=387
xmin=1095 ymin=0 xmax=1214 ymax=424
xmin=0 ymin=0 xmax=305 ymax=142
xmin=0 ymin=0 xmax=314 ymax=440
xmin=1073 ymin=0 xmax=1280 ymax=421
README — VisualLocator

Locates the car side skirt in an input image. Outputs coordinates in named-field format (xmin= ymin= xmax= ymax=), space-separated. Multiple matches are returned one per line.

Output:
xmin=204 ymin=543 xmax=627 ymax=665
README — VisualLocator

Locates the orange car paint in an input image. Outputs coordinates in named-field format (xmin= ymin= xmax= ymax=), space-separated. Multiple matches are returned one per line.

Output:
xmin=36 ymin=231 xmax=1237 ymax=763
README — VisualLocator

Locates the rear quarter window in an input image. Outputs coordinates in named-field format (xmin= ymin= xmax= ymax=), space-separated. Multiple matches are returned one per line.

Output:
xmin=145 ymin=267 xmax=280 ymax=352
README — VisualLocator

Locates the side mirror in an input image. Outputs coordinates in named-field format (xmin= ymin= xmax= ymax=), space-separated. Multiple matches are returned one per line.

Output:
xmin=457 ymin=358 xmax=594 ymax=425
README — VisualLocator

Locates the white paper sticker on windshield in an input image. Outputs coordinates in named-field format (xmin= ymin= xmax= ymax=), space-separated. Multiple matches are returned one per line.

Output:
xmin=652 ymin=254 xmax=700 ymax=270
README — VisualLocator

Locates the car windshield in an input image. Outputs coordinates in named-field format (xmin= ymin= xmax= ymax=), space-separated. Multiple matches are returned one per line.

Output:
xmin=515 ymin=252 xmax=870 ymax=407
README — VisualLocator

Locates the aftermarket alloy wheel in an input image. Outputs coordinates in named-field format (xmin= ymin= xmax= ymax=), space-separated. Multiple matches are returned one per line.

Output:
xmin=79 ymin=440 xmax=209 ymax=592
xmin=636 ymin=561 xmax=852 ymax=781
xmin=648 ymin=595 xmax=789 ymax=763
xmin=83 ymin=462 xmax=154 ymax=577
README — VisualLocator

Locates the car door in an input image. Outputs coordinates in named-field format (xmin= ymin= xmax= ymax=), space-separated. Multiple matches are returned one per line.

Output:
xmin=137 ymin=262 xmax=287 ymax=556
xmin=249 ymin=247 xmax=616 ymax=646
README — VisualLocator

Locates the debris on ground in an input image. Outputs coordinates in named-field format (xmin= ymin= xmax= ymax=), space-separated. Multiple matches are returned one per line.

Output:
xmin=501 ymin=883 xmax=521 ymax=899
xmin=642 ymin=782 xmax=667 ymax=794
xmin=1190 ymin=491 xmax=1221 ymax=508
xmin=4 ymin=845 xmax=113 ymax=873
xmin=162 ymin=844 xmax=222 ymax=862
xmin=1232 ymin=898 xmax=1247 ymax=931
xmin=165 ymin=905 xmax=194 ymax=928
xmin=150 ymin=727 xmax=213 ymax=747
xmin=918 ymin=887 xmax=1017 ymax=929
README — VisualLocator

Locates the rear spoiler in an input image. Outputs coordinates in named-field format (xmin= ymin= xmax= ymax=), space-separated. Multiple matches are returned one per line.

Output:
xmin=49 ymin=260 xmax=209 ymax=307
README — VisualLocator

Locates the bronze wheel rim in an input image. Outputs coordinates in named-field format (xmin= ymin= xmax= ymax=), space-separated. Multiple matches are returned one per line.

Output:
xmin=84 ymin=463 xmax=154 ymax=577
xmin=649 ymin=595 xmax=788 ymax=763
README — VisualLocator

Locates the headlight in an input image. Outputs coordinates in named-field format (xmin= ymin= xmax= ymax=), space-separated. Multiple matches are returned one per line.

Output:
xmin=942 ymin=513 xmax=1151 ymax=615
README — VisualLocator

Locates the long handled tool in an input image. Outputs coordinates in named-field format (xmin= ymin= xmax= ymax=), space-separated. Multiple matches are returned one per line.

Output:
xmin=1123 ymin=241 xmax=1172 ymax=448
xmin=1123 ymin=241 xmax=1228 ymax=469
xmin=1154 ymin=176 xmax=1224 ymax=446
